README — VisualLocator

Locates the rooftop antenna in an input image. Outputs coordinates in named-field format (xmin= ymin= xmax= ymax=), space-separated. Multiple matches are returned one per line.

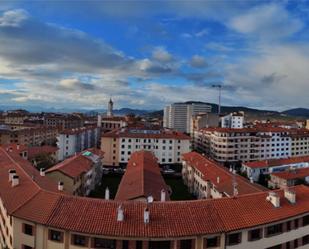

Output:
xmin=232 ymin=166 xmax=238 ymax=197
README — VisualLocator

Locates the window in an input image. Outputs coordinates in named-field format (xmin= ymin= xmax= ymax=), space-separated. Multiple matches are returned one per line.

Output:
xmin=122 ymin=240 xmax=129 ymax=249
xmin=72 ymin=234 xmax=88 ymax=246
xmin=303 ymin=235 xmax=309 ymax=245
xmin=265 ymin=223 xmax=282 ymax=237
xmin=49 ymin=230 xmax=63 ymax=242
xmin=248 ymin=228 xmax=262 ymax=241
xmin=149 ymin=241 xmax=170 ymax=249
xmin=136 ymin=241 xmax=143 ymax=249
xmin=204 ymin=236 xmax=220 ymax=248
xmin=180 ymin=239 xmax=192 ymax=249
xmin=227 ymin=233 xmax=241 ymax=246
xmin=92 ymin=238 xmax=116 ymax=249
xmin=23 ymin=223 xmax=33 ymax=236
xmin=303 ymin=215 xmax=309 ymax=226
xmin=22 ymin=245 xmax=33 ymax=249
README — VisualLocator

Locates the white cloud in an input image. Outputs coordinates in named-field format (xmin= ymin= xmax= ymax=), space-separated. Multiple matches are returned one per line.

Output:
xmin=0 ymin=9 xmax=28 ymax=27
xmin=152 ymin=47 xmax=173 ymax=62
xmin=190 ymin=55 xmax=208 ymax=68
xmin=229 ymin=4 xmax=303 ymax=39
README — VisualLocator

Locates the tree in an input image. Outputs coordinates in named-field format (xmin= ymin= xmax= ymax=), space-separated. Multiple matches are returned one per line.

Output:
xmin=33 ymin=153 xmax=56 ymax=170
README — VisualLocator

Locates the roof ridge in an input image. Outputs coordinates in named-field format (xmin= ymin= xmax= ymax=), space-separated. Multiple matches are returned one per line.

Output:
xmin=0 ymin=147 xmax=42 ymax=191
xmin=11 ymin=188 xmax=42 ymax=215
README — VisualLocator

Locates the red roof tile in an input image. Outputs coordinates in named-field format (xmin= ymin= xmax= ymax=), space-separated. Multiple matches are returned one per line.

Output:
xmin=182 ymin=152 xmax=266 ymax=196
xmin=244 ymin=156 xmax=309 ymax=169
xmin=27 ymin=146 xmax=58 ymax=160
xmin=115 ymin=151 xmax=170 ymax=201
xmin=46 ymin=154 xmax=92 ymax=178
xmin=271 ymin=167 xmax=309 ymax=180
xmin=102 ymin=128 xmax=190 ymax=140
xmin=1 ymin=146 xmax=309 ymax=238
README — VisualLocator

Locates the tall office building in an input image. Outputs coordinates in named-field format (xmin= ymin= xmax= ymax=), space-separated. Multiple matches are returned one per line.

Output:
xmin=164 ymin=102 xmax=212 ymax=133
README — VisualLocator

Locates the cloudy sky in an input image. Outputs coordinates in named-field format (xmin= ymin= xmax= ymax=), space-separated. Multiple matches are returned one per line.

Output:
xmin=0 ymin=0 xmax=308 ymax=111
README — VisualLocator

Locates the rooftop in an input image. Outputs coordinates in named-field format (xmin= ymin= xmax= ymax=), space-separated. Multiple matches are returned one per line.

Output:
xmin=243 ymin=156 xmax=309 ymax=169
xmin=182 ymin=152 xmax=266 ymax=196
xmin=271 ymin=167 xmax=309 ymax=180
xmin=115 ymin=151 xmax=170 ymax=201
xmin=102 ymin=128 xmax=190 ymax=140
xmin=1 ymin=146 xmax=309 ymax=238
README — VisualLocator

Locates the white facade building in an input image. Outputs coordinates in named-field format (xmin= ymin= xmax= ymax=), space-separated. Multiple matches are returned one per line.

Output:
xmin=101 ymin=128 xmax=191 ymax=166
xmin=221 ymin=112 xmax=244 ymax=129
xmin=241 ymin=156 xmax=309 ymax=182
xmin=164 ymin=103 xmax=212 ymax=133
xmin=57 ymin=126 xmax=100 ymax=161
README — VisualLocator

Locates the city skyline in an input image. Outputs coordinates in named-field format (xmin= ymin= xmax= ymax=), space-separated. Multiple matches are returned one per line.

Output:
xmin=0 ymin=1 xmax=309 ymax=111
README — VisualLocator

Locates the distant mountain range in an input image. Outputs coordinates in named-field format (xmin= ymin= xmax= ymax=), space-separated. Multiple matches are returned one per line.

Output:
xmin=0 ymin=103 xmax=308 ymax=119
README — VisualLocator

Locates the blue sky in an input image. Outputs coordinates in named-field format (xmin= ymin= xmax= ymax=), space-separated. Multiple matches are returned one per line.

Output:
xmin=0 ymin=0 xmax=308 ymax=111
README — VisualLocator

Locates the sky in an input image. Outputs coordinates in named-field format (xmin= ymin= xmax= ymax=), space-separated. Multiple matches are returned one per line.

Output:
xmin=0 ymin=0 xmax=308 ymax=111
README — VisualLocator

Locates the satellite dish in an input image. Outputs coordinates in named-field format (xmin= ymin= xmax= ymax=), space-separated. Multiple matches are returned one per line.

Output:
xmin=147 ymin=196 xmax=154 ymax=203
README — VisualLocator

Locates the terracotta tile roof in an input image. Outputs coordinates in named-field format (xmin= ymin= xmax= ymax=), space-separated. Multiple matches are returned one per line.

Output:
xmin=2 ymin=144 xmax=28 ymax=153
xmin=270 ymin=167 xmax=309 ymax=180
xmin=102 ymin=128 xmax=190 ymax=140
xmin=59 ymin=126 xmax=97 ymax=135
xmin=46 ymin=154 xmax=92 ymax=178
xmin=27 ymin=146 xmax=58 ymax=160
xmin=199 ymin=127 xmax=290 ymax=133
xmin=115 ymin=151 xmax=170 ymax=201
xmin=1 ymin=146 xmax=309 ymax=238
xmin=243 ymin=156 xmax=309 ymax=169
xmin=0 ymin=147 xmax=59 ymax=214
xmin=182 ymin=152 xmax=266 ymax=196
xmin=47 ymin=196 xmax=223 ymax=237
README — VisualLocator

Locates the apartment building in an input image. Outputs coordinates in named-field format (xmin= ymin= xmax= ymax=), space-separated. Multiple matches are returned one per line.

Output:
xmin=220 ymin=112 xmax=244 ymax=129
xmin=164 ymin=102 xmax=212 ymax=133
xmin=98 ymin=116 xmax=128 ymax=132
xmin=0 ymin=124 xmax=58 ymax=147
xmin=101 ymin=127 xmax=191 ymax=166
xmin=57 ymin=126 xmax=100 ymax=161
xmin=193 ymin=127 xmax=309 ymax=163
xmin=46 ymin=148 xmax=103 ymax=196
xmin=242 ymin=156 xmax=309 ymax=182
xmin=0 ymin=146 xmax=309 ymax=249
xmin=115 ymin=150 xmax=170 ymax=202
xmin=182 ymin=152 xmax=266 ymax=199
xmin=190 ymin=113 xmax=219 ymax=134
xmin=268 ymin=167 xmax=309 ymax=189
xmin=44 ymin=113 xmax=84 ymax=130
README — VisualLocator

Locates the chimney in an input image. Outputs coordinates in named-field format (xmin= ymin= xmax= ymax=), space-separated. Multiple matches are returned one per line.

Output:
xmin=12 ymin=175 xmax=19 ymax=187
xmin=105 ymin=187 xmax=110 ymax=200
xmin=250 ymin=177 xmax=254 ymax=183
xmin=266 ymin=192 xmax=280 ymax=208
xmin=8 ymin=169 xmax=16 ymax=181
xmin=160 ymin=189 xmax=166 ymax=202
xmin=284 ymin=189 xmax=296 ymax=204
xmin=217 ymin=176 xmax=220 ymax=184
xmin=117 ymin=205 xmax=124 ymax=222
xmin=144 ymin=208 xmax=150 ymax=224
xmin=40 ymin=168 xmax=45 ymax=177
xmin=58 ymin=181 xmax=64 ymax=191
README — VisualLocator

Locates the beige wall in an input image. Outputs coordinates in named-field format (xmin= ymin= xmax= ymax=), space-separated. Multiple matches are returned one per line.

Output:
xmin=101 ymin=137 xmax=119 ymax=166
xmin=46 ymin=171 xmax=78 ymax=194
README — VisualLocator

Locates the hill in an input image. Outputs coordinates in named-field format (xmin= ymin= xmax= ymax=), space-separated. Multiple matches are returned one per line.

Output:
xmin=282 ymin=108 xmax=309 ymax=118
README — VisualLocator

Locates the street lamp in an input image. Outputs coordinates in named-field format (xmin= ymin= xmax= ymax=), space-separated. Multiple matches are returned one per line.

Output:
xmin=212 ymin=84 xmax=222 ymax=116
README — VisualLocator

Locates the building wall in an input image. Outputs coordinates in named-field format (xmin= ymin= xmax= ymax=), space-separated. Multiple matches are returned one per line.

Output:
xmin=194 ymin=130 xmax=293 ymax=163
xmin=45 ymin=171 xmax=77 ymax=194
xmin=6 ymin=213 xmax=309 ymax=249
xmin=101 ymin=136 xmax=120 ymax=166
